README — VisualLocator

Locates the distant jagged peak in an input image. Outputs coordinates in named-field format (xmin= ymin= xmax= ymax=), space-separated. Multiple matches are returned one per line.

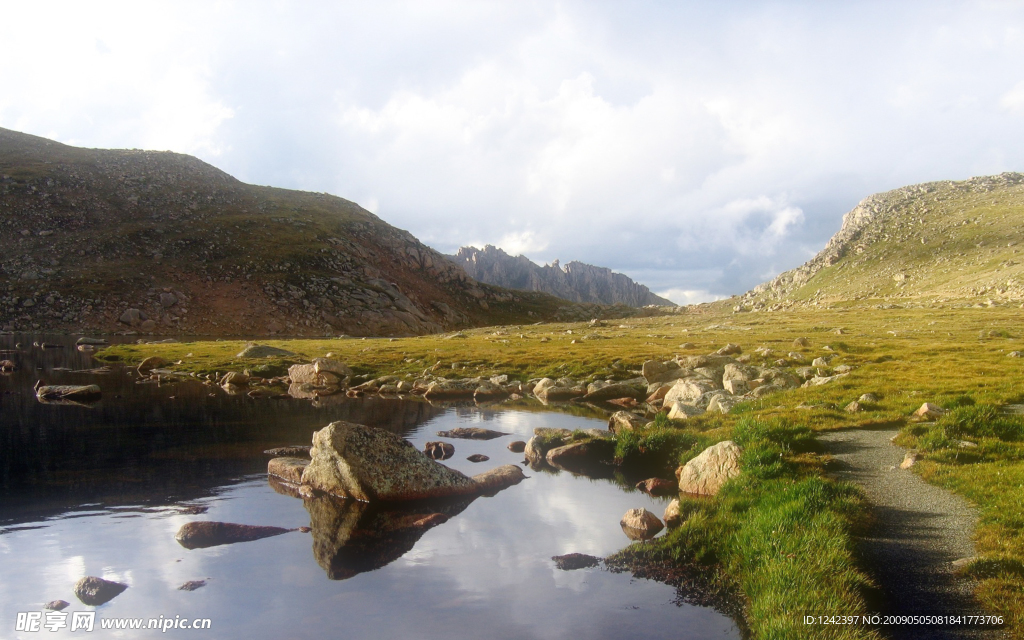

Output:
xmin=448 ymin=244 xmax=675 ymax=307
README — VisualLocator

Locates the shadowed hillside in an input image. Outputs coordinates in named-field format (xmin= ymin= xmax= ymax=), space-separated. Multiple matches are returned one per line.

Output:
xmin=0 ymin=128 xmax=660 ymax=336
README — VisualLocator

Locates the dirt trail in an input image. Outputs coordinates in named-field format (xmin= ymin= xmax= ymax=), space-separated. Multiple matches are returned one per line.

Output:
xmin=818 ymin=425 xmax=1005 ymax=640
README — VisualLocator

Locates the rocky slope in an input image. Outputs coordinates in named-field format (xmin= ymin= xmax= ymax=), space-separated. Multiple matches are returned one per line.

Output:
xmin=0 ymin=128 xmax=654 ymax=336
xmin=736 ymin=172 xmax=1024 ymax=311
xmin=450 ymin=245 xmax=674 ymax=307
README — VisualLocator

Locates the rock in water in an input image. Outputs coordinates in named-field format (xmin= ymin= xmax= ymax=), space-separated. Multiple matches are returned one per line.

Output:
xmin=552 ymin=553 xmax=602 ymax=570
xmin=75 ymin=337 xmax=108 ymax=345
xmin=264 ymin=446 xmax=312 ymax=457
xmin=268 ymin=457 xmax=309 ymax=484
xmin=635 ymin=477 xmax=677 ymax=496
xmin=74 ymin=576 xmax=128 ymax=606
xmin=35 ymin=384 xmax=101 ymax=400
xmin=507 ymin=440 xmax=527 ymax=453
xmin=301 ymin=421 xmax=524 ymax=501
xmin=178 ymin=580 xmax=206 ymax=591
xmin=44 ymin=600 xmax=70 ymax=611
xmin=466 ymin=454 xmax=490 ymax=462
xmin=676 ymin=440 xmax=742 ymax=496
xmin=620 ymin=508 xmax=664 ymax=540
xmin=175 ymin=521 xmax=291 ymax=549
xmin=423 ymin=441 xmax=455 ymax=460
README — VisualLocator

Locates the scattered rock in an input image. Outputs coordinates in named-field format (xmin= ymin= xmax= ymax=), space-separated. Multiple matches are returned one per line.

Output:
xmin=1009 ymin=351 xmax=1023 ymax=358
xmin=118 ymin=308 xmax=145 ymax=326
xmin=74 ymin=576 xmax=128 ymax=606
xmin=435 ymin=427 xmax=507 ymax=440
xmin=859 ymin=393 xmax=880 ymax=403
xmin=608 ymin=410 xmax=646 ymax=433
xmin=220 ymin=371 xmax=249 ymax=386
xmin=581 ymin=382 xmax=645 ymax=403
xmin=912 ymin=402 xmax=947 ymax=421
xmin=268 ymin=457 xmax=309 ymax=484
xmin=620 ymin=508 xmax=664 ymax=540
xmin=507 ymin=440 xmax=527 ymax=453
xmin=532 ymin=377 xmax=585 ymax=401
xmin=676 ymin=441 xmax=742 ymax=496
xmin=667 ymin=401 xmax=704 ymax=420
xmin=175 ymin=521 xmax=292 ymax=549
xmin=552 ymin=553 xmax=601 ymax=570
xmin=715 ymin=343 xmax=742 ymax=356
xmin=900 ymin=451 xmax=919 ymax=469
xmin=845 ymin=401 xmax=862 ymax=413
xmin=793 ymin=337 xmax=810 ymax=347
xmin=178 ymin=580 xmax=206 ymax=591
xmin=424 ymin=441 xmax=455 ymax=460
xmin=0 ymin=360 xmax=15 ymax=372
xmin=467 ymin=454 xmax=490 ymax=463
xmin=160 ymin=292 xmax=178 ymax=308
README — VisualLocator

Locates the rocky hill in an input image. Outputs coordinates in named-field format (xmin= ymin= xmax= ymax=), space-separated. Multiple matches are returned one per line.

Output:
xmin=0 ymin=128 xmax=657 ymax=336
xmin=736 ymin=172 xmax=1024 ymax=312
xmin=450 ymin=245 xmax=675 ymax=308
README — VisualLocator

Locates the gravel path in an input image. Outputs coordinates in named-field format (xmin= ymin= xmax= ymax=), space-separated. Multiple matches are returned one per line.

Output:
xmin=818 ymin=425 xmax=1005 ymax=640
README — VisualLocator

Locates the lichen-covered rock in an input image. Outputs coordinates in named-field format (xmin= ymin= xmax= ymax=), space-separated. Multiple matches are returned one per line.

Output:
xmin=74 ymin=576 xmax=128 ymax=606
xmin=619 ymin=508 xmax=664 ymax=540
xmin=301 ymin=421 xmax=523 ymax=501
xmin=676 ymin=440 xmax=742 ymax=496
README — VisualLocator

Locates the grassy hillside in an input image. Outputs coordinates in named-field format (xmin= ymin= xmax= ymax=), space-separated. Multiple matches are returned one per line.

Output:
xmin=738 ymin=172 xmax=1024 ymax=310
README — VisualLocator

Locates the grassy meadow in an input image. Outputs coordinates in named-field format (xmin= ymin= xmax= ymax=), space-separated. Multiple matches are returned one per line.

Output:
xmin=99 ymin=303 xmax=1024 ymax=638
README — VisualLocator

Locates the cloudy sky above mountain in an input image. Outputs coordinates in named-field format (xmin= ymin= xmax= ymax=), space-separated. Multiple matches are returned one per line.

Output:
xmin=2 ymin=1 xmax=1023 ymax=303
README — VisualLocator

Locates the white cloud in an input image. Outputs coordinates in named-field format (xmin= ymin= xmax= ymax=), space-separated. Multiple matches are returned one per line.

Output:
xmin=657 ymin=288 xmax=724 ymax=305
xmin=2 ymin=1 xmax=1024 ymax=299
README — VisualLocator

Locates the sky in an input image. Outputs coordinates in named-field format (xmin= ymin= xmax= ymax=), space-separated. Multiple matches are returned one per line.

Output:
xmin=2 ymin=1 xmax=1024 ymax=304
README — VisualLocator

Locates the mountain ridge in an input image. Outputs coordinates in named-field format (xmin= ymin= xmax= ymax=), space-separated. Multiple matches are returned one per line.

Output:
xmin=449 ymin=244 xmax=675 ymax=307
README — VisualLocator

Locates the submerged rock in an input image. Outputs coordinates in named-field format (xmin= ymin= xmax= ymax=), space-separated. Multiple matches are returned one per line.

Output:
xmin=676 ymin=441 xmax=742 ymax=497
xmin=301 ymin=421 xmax=524 ymax=501
xmin=175 ymin=521 xmax=292 ymax=549
xmin=435 ymin=427 xmax=507 ymax=440
xmin=467 ymin=454 xmax=490 ymax=462
xmin=552 ymin=553 xmax=602 ymax=570
xmin=74 ymin=576 xmax=128 ymax=606
xmin=178 ymin=580 xmax=207 ymax=591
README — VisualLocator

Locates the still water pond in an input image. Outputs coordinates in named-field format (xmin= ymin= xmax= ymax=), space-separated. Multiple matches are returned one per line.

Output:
xmin=0 ymin=334 xmax=739 ymax=639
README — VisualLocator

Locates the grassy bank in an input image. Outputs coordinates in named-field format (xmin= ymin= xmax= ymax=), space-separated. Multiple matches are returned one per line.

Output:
xmin=97 ymin=305 xmax=1024 ymax=636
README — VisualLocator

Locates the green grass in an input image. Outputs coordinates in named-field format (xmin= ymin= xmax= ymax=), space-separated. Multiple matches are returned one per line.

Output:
xmin=96 ymin=304 xmax=1024 ymax=637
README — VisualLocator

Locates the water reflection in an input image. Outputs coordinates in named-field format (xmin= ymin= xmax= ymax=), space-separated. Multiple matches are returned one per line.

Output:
xmin=0 ymin=334 xmax=741 ymax=639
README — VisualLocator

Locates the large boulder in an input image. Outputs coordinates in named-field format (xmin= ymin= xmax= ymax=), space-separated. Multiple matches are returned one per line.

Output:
xmin=301 ymin=421 xmax=524 ymax=501
xmin=288 ymin=364 xmax=320 ymax=384
xmin=545 ymin=439 xmax=615 ymax=471
xmin=676 ymin=441 xmax=742 ymax=496
xmin=236 ymin=344 xmax=296 ymax=358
